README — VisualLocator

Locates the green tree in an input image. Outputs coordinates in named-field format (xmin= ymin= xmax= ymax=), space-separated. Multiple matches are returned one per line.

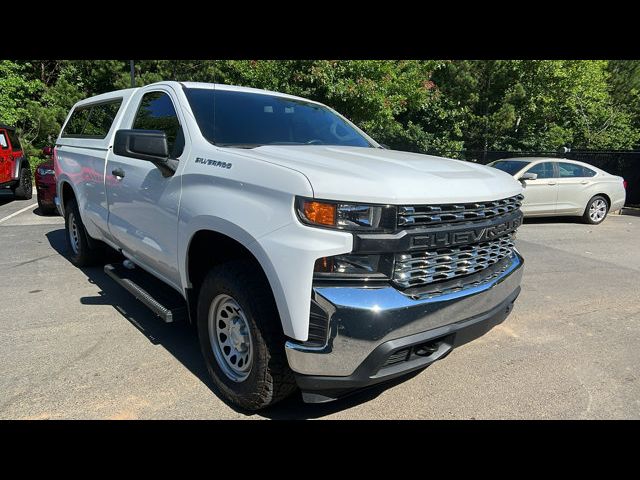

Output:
xmin=0 ymin=61 xmax=43 ymax=127
xmin=434 ymin=60 xmax=640 ymax=154
xmin=4 ymin=59 xmax=640 ymax=161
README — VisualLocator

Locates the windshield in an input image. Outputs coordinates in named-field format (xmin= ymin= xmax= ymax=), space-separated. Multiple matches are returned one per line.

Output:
xmin=184 ymin=88 xmax=373 ymax=148
xmin=489 ymin=160 xmax=531 ymax=175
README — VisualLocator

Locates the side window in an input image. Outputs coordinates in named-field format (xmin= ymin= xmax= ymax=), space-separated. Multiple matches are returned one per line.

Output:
xmin=0 ymin=133 xmax=7 ymax=149
xmin=132 ymin=91 xmax=184 ymax=158
xmin=62 ymin=106 xmax=91 ymax=136
xmin=7 ymin=130 xmax=22 ymax=151
xmin=526 ymin=162 xmax=556 ymax=179
xmin=558 ymin=162 xmax=592 ymax=178
xmin=83 ymin=101 xmax=122 ymax=137
xmin=558 ymin=163 xmax=596 ymax=178
xmin=62 ymin=99 xmax=122 ymax=138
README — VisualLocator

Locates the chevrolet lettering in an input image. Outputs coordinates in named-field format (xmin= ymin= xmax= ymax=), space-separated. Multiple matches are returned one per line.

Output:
xmin=412 ymin=215 xmax=522 ymax=248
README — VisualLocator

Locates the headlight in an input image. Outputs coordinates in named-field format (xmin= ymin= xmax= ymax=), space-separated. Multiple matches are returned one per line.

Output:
xmin=314 ymin=253 xmax=393 ymax=280
xmin=37 ymin=167 xmax=55 ymax=176
xmin=295 ymin=197 xmax=395 ymax=231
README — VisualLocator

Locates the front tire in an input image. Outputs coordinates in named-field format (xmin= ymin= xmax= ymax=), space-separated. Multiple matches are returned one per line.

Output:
xmin=197 ymin=261 xmax=296 ymax=411
xmin=64 ymin=198 xmax=103 ymax=266
xmin=12 ymin=167 xmax=33 ymax=200
xmin=583 ymin=195 xmax=609 ymax=225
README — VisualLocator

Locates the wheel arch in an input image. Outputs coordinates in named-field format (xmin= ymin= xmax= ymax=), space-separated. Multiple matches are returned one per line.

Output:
xmin=57 ymin=179 xmax=77 ymax=217
xmin=11 ymin=155 xmax=31 ymax=180
xmin=584 ymin=192 xmax=611 ymax=215
xmin=593 ymin=192 xmax=611 ymax=208
xmin=183 ymin=225 xmax=293 ymax=338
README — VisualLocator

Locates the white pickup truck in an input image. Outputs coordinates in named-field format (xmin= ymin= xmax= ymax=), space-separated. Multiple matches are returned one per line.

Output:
xmin=54 ymin=81 xmax=525 ymax=410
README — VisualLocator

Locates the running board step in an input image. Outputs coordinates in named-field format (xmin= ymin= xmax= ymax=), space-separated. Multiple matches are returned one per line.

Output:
xmin=104 ymin=263 xmax=187 ymax=323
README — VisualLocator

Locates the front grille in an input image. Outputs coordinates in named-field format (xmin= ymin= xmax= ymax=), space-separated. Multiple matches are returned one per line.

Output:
xmin=383 ymin=348 xmax=411 ymax=367
xmin=398 ymin=194 xmax=524 ymax=228
xmin=393 ymin=234 xmax=516 ymax=288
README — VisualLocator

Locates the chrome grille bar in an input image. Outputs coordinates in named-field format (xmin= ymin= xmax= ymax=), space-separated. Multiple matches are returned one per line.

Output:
xmin=398 ymin=194 xmax=524 ymax=227
xmin=393 ymin=235 xmax=516 ymax=288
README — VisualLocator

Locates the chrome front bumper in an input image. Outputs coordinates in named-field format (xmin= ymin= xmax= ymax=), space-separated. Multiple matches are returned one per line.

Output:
xmin=286 ymin=252 xmax=524 ymax=378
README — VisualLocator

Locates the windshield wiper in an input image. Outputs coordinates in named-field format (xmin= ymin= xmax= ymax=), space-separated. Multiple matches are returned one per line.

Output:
xmin=215 ymin=143 xmax=264 ymax=149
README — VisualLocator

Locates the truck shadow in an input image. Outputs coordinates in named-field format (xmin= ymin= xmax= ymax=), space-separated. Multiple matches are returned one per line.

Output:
xmin=261 ymin=369 xmax=422 ymax=419
xmin=0 ymin=192 xmax=16 ymax=207
xmin=45 ymin=227 xmax=408 ymax=419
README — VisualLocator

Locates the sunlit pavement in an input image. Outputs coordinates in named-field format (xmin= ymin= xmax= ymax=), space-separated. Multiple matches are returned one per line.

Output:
xmin=1 ymin=194 xmax=639 ymax=419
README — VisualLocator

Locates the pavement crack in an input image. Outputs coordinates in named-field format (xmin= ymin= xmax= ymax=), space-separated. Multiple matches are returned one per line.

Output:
xmin=8 ymin=254 xmax=55 ymax=269
xmin=574 ymin=371 xmax=594 ymax=418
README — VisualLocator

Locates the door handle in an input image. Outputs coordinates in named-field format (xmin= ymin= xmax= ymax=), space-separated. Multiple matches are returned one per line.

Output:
xmin=112 ymin=168 xmax=125 ymax=179
xmin=547 ymin=181 xmax=557 ymax=185
xmin=580 ymin=180 xmax=589 ymax=185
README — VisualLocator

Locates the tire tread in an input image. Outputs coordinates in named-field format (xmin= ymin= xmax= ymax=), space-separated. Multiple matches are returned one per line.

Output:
xmin=198 ymin=260 xmax=296 ymax=410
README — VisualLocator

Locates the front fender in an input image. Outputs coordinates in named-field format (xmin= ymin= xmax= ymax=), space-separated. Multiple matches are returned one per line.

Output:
xmin=11 ymin=155 xmax=29 ymax=180
xmin=179 ymin=216 xmax=352 ymax=341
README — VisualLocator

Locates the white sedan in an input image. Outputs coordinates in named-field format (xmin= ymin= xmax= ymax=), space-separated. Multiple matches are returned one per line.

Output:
xmin=488 ymin=157 xmax=626 ymax=224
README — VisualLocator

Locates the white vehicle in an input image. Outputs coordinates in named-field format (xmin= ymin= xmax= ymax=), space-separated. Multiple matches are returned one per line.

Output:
xmin=489 ymin=157 xmax=626 ymax=224
xmin=54 ymin=82 xmax=525 ymax=410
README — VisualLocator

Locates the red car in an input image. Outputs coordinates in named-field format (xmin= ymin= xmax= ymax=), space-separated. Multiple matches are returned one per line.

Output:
xmin=35 ymin=147 xmax=57 ymax=215
xmin=0 ymin=124 xmax=32 ymax=199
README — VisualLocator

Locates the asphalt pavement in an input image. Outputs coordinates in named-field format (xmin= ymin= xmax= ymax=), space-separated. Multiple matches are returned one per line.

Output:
xmin=1 ymin=190 xmax=638 ymax=419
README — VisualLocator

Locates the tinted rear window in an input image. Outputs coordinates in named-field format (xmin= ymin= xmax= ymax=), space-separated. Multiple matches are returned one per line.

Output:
xmin=558 ymin=162 xmax=596 ymax=178
xmin=489 ymin=160 xmax=530 ymax=175
xmin=62 ymin=99 xmax=123 ymax=138
xmin=6 ymin=129 xmax=22 ymax=150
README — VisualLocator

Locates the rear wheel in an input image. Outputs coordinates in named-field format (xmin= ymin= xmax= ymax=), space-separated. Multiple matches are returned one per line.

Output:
xmin=197 ymin=260 xmax=296 ymax=411
xmin=64 ymin=198 xmax=104 ymax=266
xmin=12 ymin=167 xmax=33 ymax=200
xmin=583 ymin=195 xmax=609 ymax=225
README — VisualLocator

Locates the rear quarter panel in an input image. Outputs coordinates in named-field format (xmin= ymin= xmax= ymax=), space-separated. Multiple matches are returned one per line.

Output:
xmin=55 ymin=90 xmax=136 ymax=242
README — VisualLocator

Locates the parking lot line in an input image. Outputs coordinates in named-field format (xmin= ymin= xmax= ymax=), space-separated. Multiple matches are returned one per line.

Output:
xmin=0 ymin=203 xmax=38 ymax=224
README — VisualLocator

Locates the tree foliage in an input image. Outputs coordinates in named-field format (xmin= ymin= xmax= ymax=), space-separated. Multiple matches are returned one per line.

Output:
xmin=1 ymin=60 xmax=639 ymax=161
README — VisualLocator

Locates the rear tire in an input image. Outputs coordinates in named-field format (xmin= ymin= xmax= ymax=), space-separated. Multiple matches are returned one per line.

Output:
xmin=64 ymin=198 xmax=103 ymax=266
xmin=12 ymin=168 xmax=33 ymax=200
xmin=197 ymin=260 xmax=296 ymax=411
xmin=583 ymin=195 xmax=609 ymax=225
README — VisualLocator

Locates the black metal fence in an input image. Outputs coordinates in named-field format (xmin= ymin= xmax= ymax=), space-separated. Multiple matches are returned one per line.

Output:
xmin=436 ymin=150 xmax=640 ymax=207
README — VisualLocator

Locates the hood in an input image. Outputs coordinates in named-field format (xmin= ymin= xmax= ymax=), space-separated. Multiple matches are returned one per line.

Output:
xmin=234 ymin=145 xmax=523 ymax=204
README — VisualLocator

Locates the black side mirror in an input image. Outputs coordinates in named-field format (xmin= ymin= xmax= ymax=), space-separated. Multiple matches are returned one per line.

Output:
xmin=113 ymin=129 xmax=177 ymax=176
xmin=519 ymin=172 xmax=538 ymax=182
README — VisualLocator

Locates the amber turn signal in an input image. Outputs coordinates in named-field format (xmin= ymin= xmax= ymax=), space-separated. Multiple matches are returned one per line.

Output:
xmin=302 ymin=200 xmax=336 ymax=226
